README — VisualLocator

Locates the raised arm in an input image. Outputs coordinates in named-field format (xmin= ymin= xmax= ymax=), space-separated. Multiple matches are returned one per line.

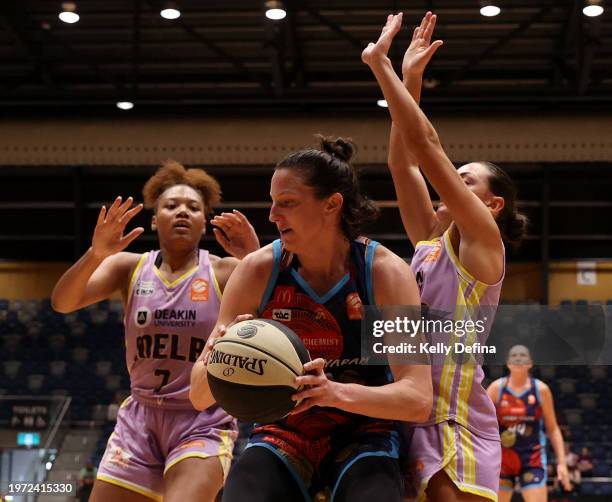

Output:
xmin=388 ymin=12 xmax=443 ymax=246
xmin=51 ymin=196 xmax=144 ymax=313
xmin=364 ymin=14 xmax=501 ymax=254
xmin=292 ymin=246 xmax=432 ymax=422
xmin=189 ymin=246 xmax=273 ymax=411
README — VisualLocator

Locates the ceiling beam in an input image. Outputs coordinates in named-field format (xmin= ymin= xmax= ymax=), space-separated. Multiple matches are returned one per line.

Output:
xmin=443 ymin=6 xmax=550 ymax=87
xmin=145 ymin=0 xmax=270 ymax=91
xmin=0 ymin=2 xmax=59 ymax=93
xmin=131 ymin=0 xmax=141 ymax=94
xmin=298 ymin=0 xmax=364 ymax=52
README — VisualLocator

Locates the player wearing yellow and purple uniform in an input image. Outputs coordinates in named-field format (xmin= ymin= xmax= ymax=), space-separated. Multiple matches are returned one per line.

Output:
xmin=52 ymin=161 xmax=259 ymax=502
xmin=363 ymin=11 xmax=528 ymax=502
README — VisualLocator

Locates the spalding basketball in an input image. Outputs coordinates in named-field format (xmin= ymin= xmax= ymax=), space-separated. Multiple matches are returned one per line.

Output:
xmin=207 ymin=319 xmax=311 ymax=423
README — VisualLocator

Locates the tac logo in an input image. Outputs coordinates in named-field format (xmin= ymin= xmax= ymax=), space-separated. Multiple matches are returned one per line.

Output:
xmin=272 ymin=309 xmax=292 ymax=322
xmin=191 ymin=278 xmax=209 ymax=302
xmin=134 ymin=307 xmax=151 ymax=327
xmin=345 ymin=292 xmax=363 ymax=320
xmin=135 ymin=280 xmax=155 ymax=297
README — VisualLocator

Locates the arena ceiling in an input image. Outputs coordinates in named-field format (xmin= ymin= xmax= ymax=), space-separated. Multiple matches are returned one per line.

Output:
xmin=1 ymin=0 xmax=610 ymax=114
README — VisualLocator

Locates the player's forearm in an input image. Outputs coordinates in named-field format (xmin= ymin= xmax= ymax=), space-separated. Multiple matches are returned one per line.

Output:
xmin=403 ymin=70 xmax=424 ymax=105
xmin=549 ymin=426 xmax=567 ymax=465
xmin=333 ymin=378 xmax=432 ymax=422
xmin=51 ymin=247 xmax=105 ymax=313
xmin=388 ymin=71 xmax=423 ymax=170
xmin=369 ymin=57 xmax=441 ymax=157
xmin=189 ymin=360 xmax=215 ymax=411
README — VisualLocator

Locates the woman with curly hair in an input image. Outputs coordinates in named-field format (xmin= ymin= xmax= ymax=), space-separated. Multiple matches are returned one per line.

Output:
xmin=52 ymin=160 xmax=259 ymax=502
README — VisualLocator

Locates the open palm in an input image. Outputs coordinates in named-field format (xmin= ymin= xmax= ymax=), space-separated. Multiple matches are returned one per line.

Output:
xmin=361 ymin=13 xmax=403 ymax=66
xmin=402 ymin=11 xmax=443 ymax=77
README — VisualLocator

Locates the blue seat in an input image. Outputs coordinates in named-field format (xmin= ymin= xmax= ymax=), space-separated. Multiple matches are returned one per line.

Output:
xmin=581 ymin=482 xmax=597 ymax=495
xmin=600 ymin=483 xmax=612 ymax=496
xmin=593 ymin=464 xmax=611 ymax=477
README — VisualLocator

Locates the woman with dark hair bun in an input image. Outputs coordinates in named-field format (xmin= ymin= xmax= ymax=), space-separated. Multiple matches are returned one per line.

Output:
xmin=190 ymin=136 xmax=433 ymax=502
xmin=363 ymin=12 xmax=528 ymax=502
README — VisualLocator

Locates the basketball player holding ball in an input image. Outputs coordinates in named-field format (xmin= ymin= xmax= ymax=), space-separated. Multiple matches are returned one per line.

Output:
xmin=487 ymin=345 xmax=571 ymax=501
xmin=52 ymin=161 xmax=259 ymax=502
xmin=191 ymin=137 xmax=433 ymax=502
xmin=363 ymin=12 xmax=527 ymax=502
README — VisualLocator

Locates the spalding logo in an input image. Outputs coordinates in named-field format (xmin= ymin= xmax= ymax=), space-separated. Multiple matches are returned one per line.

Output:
xmin=237 ymin=324 xmax=257 ymax=339
xmin=210 ymin=349 xmax=267 ymax=375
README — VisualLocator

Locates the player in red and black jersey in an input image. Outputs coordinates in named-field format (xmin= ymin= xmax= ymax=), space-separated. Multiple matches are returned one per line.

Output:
xmin=191 ymin=136 xmax=432 ymax=502
xmin=487 ymin=345 xmax=571 ymax=502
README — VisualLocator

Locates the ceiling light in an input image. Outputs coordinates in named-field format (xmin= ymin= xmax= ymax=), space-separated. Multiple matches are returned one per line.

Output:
xmin=116 ymin=101 xmax=134 ymax=110
xmin=480 ymin=1 xmax=501 ymax=17
xmin=160 ymin=3 xmax=181 ymax=20
xmin=265 ymin=0 xmax=287 ymax=20
xmin=59 ymin=2 xmax=79 ymax=24
xmin=583 ymin=0 xmax=604 ymax=16
xmin=377 ymin=99 xmax=388 ymax=108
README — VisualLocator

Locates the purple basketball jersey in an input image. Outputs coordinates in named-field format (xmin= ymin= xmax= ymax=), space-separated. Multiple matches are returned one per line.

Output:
xmin=410 ymin=230 xmax=503 ymax=440
xmin=125 ymin=249 xmax=225 ymax=416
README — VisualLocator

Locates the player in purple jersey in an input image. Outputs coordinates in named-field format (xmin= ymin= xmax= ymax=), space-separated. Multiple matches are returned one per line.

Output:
xmin=487 ymin=346 xmax=571 ymax=502
xmin=191 ymin=137 xmax=433 ymax=502
xmin=363 ymin=12 xmax=527 ymax=502
xmin=52 ymin=160 xmax=259 ymax=502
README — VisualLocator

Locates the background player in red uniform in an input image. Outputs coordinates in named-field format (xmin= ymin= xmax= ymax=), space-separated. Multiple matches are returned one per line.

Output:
xmin=487 ymin=345 xmax=571 ymax=502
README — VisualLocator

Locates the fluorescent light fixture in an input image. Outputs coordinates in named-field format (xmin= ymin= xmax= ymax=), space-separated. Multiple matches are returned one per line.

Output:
xmin=160 ymin=8 xmax=181 ymax=20
xmin=480 ymin=5 xmax=501 ymax=17
xmin=583 ymin=0 xmax=604 ymax=16
xmin=116 ymin=101 xmax=134 ymax=110
xmin=265 ymin=1 xmax=286 ymax=20
xmin=59 ymin=3 xmax=79 ymax=23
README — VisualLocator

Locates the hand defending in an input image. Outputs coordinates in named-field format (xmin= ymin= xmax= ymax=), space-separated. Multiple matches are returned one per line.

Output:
xmin=211 ymin=210 xmax=260 ymax=259
xmin=91 ymin=196 xmax=144 ymax=259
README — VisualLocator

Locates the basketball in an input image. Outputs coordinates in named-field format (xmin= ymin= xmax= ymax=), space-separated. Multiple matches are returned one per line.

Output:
xmin=207 ymin=319 xmax=311 ymax=423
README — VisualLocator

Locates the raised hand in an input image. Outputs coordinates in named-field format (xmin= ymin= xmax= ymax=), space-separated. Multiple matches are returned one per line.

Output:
xmin=211 ymin=209 xmax=260 ymax=259
xmin=91 ymin=196 xmax=144 ymax=259
xmin=402 ymin=11 xmax=443 ymax=78
xmin=361 ymin=13 xmax=403 ymax=67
